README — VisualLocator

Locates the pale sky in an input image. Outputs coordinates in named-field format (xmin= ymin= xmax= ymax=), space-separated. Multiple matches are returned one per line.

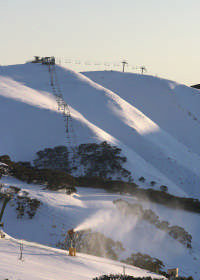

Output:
xmin=1 ymin=0 xmax=200 ymax=85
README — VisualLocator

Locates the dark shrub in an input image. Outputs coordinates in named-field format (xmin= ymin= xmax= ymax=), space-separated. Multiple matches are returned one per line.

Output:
xmin=160 ymin=185 xmax=168 ymax=192
xmin=78 ymin=141 xmax=131 ymax=180
xmin=138 ymin=176 xmax=145 ymax=182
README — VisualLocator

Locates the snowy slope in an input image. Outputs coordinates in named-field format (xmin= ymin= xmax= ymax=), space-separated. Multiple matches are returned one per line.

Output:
xmin=1 ymin=64 xmax=200 ymax=198
xmin=82 ymin=71 xmax=200 ymax=154
xmin=0 ymin=176 xmax=199 ymax=279
xmin=80 ymin=70 xmax=200 ymax=197
xmin=1 ymin=234 xmax=163 ymax=280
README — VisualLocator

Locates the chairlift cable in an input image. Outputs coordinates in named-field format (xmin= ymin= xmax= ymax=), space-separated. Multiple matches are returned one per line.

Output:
xmin=48 ymin=62 xmax=80 ymax=176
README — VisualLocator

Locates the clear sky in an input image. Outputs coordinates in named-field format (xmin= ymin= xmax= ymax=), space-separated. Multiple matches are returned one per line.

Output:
xmin=1 ymin=0 xmax=200 ymax=85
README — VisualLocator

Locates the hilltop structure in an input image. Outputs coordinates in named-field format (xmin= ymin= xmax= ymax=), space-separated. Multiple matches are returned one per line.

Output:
xmin=31 ymin=56 xmax=55 ymax=65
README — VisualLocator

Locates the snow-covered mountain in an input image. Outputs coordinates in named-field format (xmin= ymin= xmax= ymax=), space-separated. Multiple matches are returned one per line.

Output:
xmin=0 ymin=64 xmax=200 ymax=279
xmin=1 ymin=63 xmax=200 ymax=198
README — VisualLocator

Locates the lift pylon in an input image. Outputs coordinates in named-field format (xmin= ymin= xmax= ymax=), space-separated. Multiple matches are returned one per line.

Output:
xmin=48 ymin=62 xmax=78 ymax=174
xmin=0 ymin=193 xmax=12 ymax=238
xmin=0 ymin=194 xmax=11 ymax=226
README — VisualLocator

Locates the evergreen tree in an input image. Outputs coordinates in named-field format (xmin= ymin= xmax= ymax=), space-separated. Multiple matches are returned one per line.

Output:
xmin=34 ymin=146 xmax=70 ymax=172
xmin=78 ymin=141 xmax=131 ymax=179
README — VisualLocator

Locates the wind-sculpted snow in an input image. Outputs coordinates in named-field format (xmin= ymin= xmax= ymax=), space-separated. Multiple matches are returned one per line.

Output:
xmin=0 ymin=76 xmax=58 ymax=111
xmin=1 ymin=64 xmax=200 ymax=197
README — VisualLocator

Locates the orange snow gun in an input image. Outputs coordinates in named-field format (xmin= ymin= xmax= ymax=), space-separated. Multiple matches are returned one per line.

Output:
xmin=68 ymin=228 xmax=75 ymax=236
xmin=68 ymin=228 xmax=76 ymax=256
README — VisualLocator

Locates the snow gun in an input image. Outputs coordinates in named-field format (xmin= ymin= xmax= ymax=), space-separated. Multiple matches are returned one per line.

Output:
xmin=67 ymin=228 xmax=77 ymax=256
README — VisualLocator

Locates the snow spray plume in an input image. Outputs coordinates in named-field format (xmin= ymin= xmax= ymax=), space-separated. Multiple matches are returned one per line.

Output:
xmin=74 ymin=208 xmax=139 ymax=240
xmin=73 ymin=207 xmax=142 ymax=260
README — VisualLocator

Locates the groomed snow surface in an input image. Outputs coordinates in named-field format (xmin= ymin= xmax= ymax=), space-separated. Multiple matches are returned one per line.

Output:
xmin=0 ymin=234 xmax=162 ymax=280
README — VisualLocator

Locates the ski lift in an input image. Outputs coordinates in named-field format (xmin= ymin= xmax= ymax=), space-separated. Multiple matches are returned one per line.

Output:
xmin=140 ymin=66 xmax=147 ymax=74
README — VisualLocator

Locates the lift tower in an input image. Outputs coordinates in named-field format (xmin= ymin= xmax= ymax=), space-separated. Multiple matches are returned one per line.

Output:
xmin=121 ymin=60 xmax=128 ymax=72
